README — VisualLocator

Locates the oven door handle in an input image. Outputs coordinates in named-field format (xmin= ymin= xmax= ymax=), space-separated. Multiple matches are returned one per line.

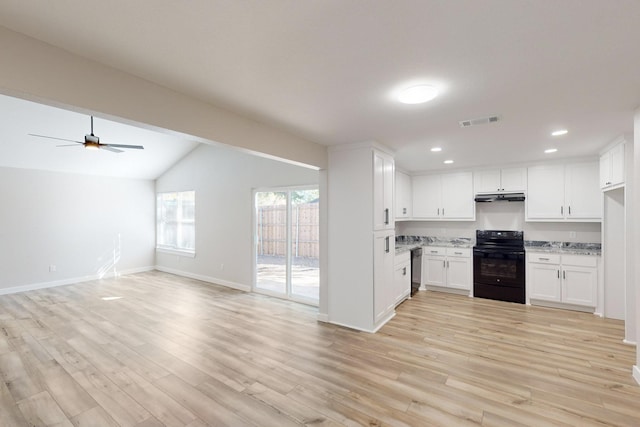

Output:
xmin=473 ymin=249 xmax=525 ymax=256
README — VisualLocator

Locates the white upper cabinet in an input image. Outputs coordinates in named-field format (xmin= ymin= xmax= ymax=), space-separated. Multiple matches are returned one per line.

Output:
xmin=474 ymin=167 xmax=526 ymax=193
xmin=373 ymin=150 xmax=394 ymax=230
xmin=600 ymin=142 xmax=625 ymax=190
xmin=526 ymin=161 xmax=601 ymax=222
xmin=413 ymin=172 xmax=474 ymax=220
xmin=395 ymin=170 xmax=412 ymax=219
xmin=527 ymin=164 xmax=565 ymax=219
xmin=564 ymin=162 xmax=601 ymax=219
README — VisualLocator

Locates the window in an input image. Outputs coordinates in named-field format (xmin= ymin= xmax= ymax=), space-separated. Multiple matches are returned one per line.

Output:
xmin=156 ymin=191 xmax=195 ymax=255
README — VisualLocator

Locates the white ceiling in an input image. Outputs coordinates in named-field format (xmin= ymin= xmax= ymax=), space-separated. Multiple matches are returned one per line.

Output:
xmin=0 ymin=94 xmax=199 ymax=179
xmin=0 ymin=1 xmax=639 ymax=172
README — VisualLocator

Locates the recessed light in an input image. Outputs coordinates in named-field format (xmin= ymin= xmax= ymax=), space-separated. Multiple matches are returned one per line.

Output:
xmin=431 ymin=147 xmax=442 ymax=152
xmin=443 ymin=160 xmax=454 ymax=164
xmin=544 ymin=148 xmax=558 ymax=154
xmin=398 ymin=85 xmax=439 ymax=104
xmin=551 ymin=129 xmax=568 ymax=136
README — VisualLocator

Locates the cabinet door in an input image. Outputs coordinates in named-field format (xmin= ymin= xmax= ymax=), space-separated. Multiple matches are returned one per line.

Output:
xmin=526 ymin=165 xmax=565 ymax=220
xmin=599 ymin=152 xmax=612 ymax=188
xmin=374 ymin=231 xmax=395 ymax=323
xmin=529 ymin=263 xmax=561 ymax=302
xmin=446 ymin=257 xmax=470 ymax=290
xmin=373 ymin=151 xmax=394 ymax=230
xmin=565 ymin=161 xmax=601 ymax=220
xmin=394 ymin=261 xmax=411 ymax=305
xmin=395 ymin=171 xmax=412 ymax=219
xmin=412 ymin=175 xmax=441 ymax=219
xmin=441 ymin=172 xmax=474 ymax=219
xmin=474 ymin=169 xmax=502 ymax=193
xmin=423 ymin=256 xmax=446 ymax=287
xmin=610 ymin=143 xmax=625 ymax=186
xmin=562 ymin=267 xmax=597 ymax=307
xmin=500 ymin=167 xmax=526 ymax=192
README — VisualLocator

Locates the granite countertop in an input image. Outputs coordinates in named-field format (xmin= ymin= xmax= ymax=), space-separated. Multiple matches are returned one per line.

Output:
xmin=525 ymin=241 xmax=601 ymax=256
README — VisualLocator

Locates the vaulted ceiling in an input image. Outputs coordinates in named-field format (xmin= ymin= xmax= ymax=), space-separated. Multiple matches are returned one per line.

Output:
xmin=0 ymin=1 xmax=639 ymax=173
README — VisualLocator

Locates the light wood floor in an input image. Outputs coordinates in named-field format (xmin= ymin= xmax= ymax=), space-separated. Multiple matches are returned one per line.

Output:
xmin=1 ymin=271 xmax=639 ymax=426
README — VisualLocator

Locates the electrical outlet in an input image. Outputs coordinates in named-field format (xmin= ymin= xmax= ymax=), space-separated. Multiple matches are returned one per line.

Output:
xmin=49 ymin=265 xmax=56 ymax=272
xmin=569 ymin=231 xmax=577 ymax=238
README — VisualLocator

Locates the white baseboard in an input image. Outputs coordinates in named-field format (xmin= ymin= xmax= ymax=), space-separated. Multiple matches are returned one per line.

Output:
xmin=317 ymin=313 xmax=329 ymax=322
xmin=154 ymin=265 xmax=251 ymax=292
xmin=633 ymin=365 xmax=640 ymax=385
xmin=0 ymin=266 xmax=155 ymax=296
xmin=623 ymin=339 xmax=637 ymax=346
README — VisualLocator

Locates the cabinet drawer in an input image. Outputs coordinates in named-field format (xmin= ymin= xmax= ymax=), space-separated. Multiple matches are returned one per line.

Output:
xmin=446 ymin=247 xmax=470 ymax=258
xmin=561 ymin=254 xmax=597 ymax=268
xmin=423 ymin=246 xmax=446 ymax=256
xmin=395 ymin=251 xmax=411 ymax=265
xmin=528 ymin=253 xmax=561 ymax=264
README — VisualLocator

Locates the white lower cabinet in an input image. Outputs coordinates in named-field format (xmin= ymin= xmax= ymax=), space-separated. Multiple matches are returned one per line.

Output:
xmin=374 ymin=230 xmax=395 ymax=324
xmin=528 ymin=252 xmax=597 ymax=309
xmin=393 ymin=251 xmax=411 ymax=306
xmin=422 ymin=247 xmax=471 ymax=292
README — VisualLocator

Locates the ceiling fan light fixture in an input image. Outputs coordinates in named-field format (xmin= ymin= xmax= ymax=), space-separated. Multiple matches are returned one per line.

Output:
xmin=85 ymin=142 xmax=100 ymax=150
xmin=398 ymin=85 xmax=439 ymax=104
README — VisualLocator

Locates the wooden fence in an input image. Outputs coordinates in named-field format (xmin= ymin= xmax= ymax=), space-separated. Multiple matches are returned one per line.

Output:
xmin=256 ymin=202 xmax=319 ymax=258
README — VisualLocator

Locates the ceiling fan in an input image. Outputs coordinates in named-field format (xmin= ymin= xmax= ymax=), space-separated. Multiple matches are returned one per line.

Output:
xmin=29 ymin=116 xmax=144 ymax=153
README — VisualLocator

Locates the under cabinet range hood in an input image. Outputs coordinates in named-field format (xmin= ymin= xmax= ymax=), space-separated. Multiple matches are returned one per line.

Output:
xmin=474 ymin=193 xmax=525 ymax=202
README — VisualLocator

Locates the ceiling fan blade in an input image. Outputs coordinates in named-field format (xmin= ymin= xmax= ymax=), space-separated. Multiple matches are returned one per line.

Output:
xmin=56 ymin=144 xmax=83 ymax=147
xmin=28 ymin=134 xmax=83 ymax=144
xmin=104 ymin=143 xmax=144 ymax=150
xmin=101 ymin=146 xmax=124 ymax=153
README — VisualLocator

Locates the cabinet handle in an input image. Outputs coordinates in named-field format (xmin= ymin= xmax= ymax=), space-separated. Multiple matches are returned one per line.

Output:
xmin=454 ymin=252 xmax=462 ymax=255
xmin=557 ymin=270 xmax=560 ymax=278
xmin=384 ymin=208 xmax=389 ymax=225
xmin=568 ymin=206 xmax=571 ymax=215
xmin=561 ymin=206 xmax=563 ymax=215
xmin=385 ymin=236 xmax=390 ymax=253
xmin=563 ymin=270 xmax=566 ymax=279
xmin=442 ymin=208 xmax=445 ymax=216
xmin=402 ymin=267 xmax=407 ymax=275
xmin=443 ymin=260 xmax=446 ymax=268
xmin=446 ymin=260 xmax=449 ymax=268
xmin=539 ymin=257 xmax=549 ymax=261
xmin=437 ymin=208 xmax=440 ymax=216
xmin=431 ymin=250 xmax=439 ymax=254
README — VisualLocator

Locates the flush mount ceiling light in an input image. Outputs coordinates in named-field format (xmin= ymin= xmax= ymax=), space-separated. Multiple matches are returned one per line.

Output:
xmin=398 ymin=85 xmax=439 ymax=104
xmin=443 ymin=159 xmax=454 ymax=164
xmin=544 ymin=148 xmax=558 ymax=154
xmin=430 ymin=147 xmax=442 ymax=152
xmin=551 ymin=129 xmax=568 ymax=136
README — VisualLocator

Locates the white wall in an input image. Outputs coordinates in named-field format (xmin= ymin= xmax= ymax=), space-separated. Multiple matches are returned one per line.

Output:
xmin=634 ymin=107 xmax=640 ymax=384
xmin=0 ymin=166 xmax=155 ymax=293
xmin=397 ymin=202 xmax=602 ymax=243
xmin=155 ymin=144 xmax=318 ymax=290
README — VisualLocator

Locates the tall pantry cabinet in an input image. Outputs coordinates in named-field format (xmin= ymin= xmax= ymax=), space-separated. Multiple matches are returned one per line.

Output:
xmin=328 ymin=143 xmax=395 ymax=332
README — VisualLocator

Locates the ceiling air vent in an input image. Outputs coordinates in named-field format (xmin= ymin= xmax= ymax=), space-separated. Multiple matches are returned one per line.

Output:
xmin=459 ymin=115 xmax=501 ymax=128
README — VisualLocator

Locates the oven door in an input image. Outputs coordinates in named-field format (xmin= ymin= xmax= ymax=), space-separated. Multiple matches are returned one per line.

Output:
xmin=473 ymin=248 xmax=525 ymax=288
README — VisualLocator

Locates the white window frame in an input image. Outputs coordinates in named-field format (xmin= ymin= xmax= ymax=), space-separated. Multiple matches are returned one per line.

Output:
xmin=156 ymin=190 xmax=196 ymax=257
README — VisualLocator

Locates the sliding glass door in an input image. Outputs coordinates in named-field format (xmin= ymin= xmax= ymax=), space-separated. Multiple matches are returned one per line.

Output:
xmin=254 ymin=187 xmax=319 ymax=304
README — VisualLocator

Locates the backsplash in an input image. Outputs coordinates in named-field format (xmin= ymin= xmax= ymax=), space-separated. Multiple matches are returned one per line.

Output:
xmin=525 ymin=240 xmax=601 ymax=251
xmin=396 ymin=235 xmax=472 ymax=246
